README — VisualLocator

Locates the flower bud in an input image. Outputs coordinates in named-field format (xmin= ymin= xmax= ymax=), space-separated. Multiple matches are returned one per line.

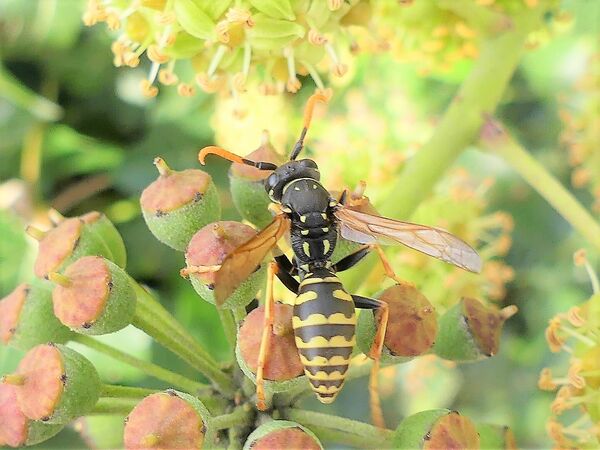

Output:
xmin=173 ymin=0 xmax=215 ymax=40
xmin=477 ymin=423 xmax=517 ymax=450
xmin=30 ymin=212 xmax=125 ymax=279
xmin=236 ymin=303 xmax=305 ymax=392
xmin=229 ymin=132 xmax=285 ymax=228
xmin=51 ymin=256 xmax=136 ymax=335
xmin=0 ymin=384 xmax=64 ymax=447
xmin=140 ymin=157 xmax=221 ymax=251
xmin=184 ymin=221 xmax=267 ymax=309
xmin=4 ymin=344 xmax=101 ymax=424
xmin=357 ymin=284 xmax=437 ymax=363
xmin=0 ymin=283 xmax=71 ymax=351
xmin=243 ymin=420 xmax=322 ymax=450
xmin=433 ymin=297 xmax=516 ymax=362
xmin=123 ymin=390 xmax=214 ymax=450
xmin=391 ymin=409 xmax=480 ymax=450
xmin=249 ymin=0 xmax=295 ymax=20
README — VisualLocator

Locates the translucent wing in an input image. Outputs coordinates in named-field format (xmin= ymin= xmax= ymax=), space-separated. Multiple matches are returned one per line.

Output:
xmin=334 ymin=207 xmax=482 ymax=273
xmin=214 ymin=215 xmax=291 ymax=306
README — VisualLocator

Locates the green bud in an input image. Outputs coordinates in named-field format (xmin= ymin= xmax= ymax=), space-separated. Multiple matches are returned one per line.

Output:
xmin=5 ymin=344 xmax=101 ymax=424
xmin=140 ymin=157 xmax=221 ymax=251
xmin=433 ymin=297 xmax=516 ymax=362
xmin=229 ymin=131 xmax=285 ymax=228
xmin=83 ymin=212 xmax=127 ymax=268
xmin=164 ymin=32 xmax=205 ymax=59
xmin=123 ymin=390 xmax=214 ymax=449
xmin=173 ymin=0 xmax=215 ymax=40
xmin=243 ymin=420 xmax=323 ymax=450
xmin=392 ymin=409 xmax=480 ymax=450
xmin=184 ymin=221 xmax=267 ymax=309
xmin=0 ymin=283 xmax=71 ymax=351
xmin=357 ymin=284 xmax=437 ymax=364
xmin=249 ymin=0 xmax=295 ymax=21
xmin=236 ymin=303 xmax=306 ymax=394
xmin=477 ymin=423 xmax=517 ymax=450
xmin=51 ymin=256 xmax=136 ymax=335
xmin=0 ymin=384 xmax=64 ymax=447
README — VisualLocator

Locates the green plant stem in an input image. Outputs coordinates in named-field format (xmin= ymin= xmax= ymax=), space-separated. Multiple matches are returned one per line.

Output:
xmin=132 ymin=304 xmax=235 ymax=395
xmin=438 ymin=0 xmax=512 ymax=35
xmin=345 ymin=5 xmax=546 ymax=292
xmin=0 ymin=63 xmax=63 ymax=121
xmin=90 ymin=397 xmax=139 ymax=415
xmin=309 ymin=426 xmax=385 ymax=449
xmin=233 ymin=306 xmax=247 ymax=323
xmin=480 ymin=119 xmax=600 ymax=251
xmin=211 ymin=406 xmax=253 ymax=430
xmin=100 ymin=384 xmax=157 ymax=398
xmin=71 ymin=334 xmax=208 ymax=394
xmin=131 ymin=278 xmax=218 ymax=365
xmin=282 ymin=408 xmax=392 ymax=448
xmin=218 ymin=308 xmax=237 ymax=352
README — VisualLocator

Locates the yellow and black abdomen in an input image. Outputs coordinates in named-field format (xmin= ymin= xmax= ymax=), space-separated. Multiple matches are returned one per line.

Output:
xmin=292 ymin=268 xmax=356 ymax=403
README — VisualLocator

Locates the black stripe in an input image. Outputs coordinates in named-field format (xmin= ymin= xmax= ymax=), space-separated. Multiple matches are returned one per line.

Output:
xmin=309 ymin=379 xmax=344 ymax=388
xmin=304 ymin=365 xmax=349 ymax=376
xmin=295 ymin=324 xmax=356 ymax=341
xmin=298 ymin=346 xmax=353 ymax=361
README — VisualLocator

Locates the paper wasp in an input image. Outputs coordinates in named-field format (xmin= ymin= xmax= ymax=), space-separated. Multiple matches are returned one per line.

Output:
xmin=198 ymin=93 xmax=481 ymax=417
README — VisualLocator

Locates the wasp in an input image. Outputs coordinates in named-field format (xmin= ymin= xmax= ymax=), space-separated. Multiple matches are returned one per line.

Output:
xmin=198 ymin=93 xmax=481 ymax=417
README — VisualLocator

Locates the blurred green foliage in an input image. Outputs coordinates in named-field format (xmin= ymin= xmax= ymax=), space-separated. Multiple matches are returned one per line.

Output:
xmin=0 ymin=0 xmax=598 ymax=449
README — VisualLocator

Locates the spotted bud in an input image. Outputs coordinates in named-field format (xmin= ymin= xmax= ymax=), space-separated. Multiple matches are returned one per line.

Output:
xmin=123 ymin=390 xmax=214 ymax=450
xmin=4 ymin=344 xmax=101 ymax=424
xmin=229 ymin=131 xmax=285 ymax=228
xmin=0 ymin=384 xmax=64 ymax=447
xmin=236 ymin=303 xmax=305 ymax=393
xmin=477 ymin=423 xmax=517 ymax=450
xmin=51 ymin=256 xmax=136 ymax=335
xmin=184 ymin=221 xmax=267 ymax=309
xmin=357 ymin=284 xmax=437 ymax=363
xmin=433 ymin=297 xmax=517 ymax=362
xmin=243 ymin=420 xmax=322 ymax=450
xmin=140 ymin=157 xmax=221 ymax=251
xmin=0 ymin=283 xmax=71 ymax=351
xmin=30 ymin=211 xmax=125 ymax=279
xmin=391 ymin=409 xmax=480 ymax=450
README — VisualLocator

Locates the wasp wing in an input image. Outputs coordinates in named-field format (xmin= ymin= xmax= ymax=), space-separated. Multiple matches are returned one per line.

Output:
xmin=334 ymin=207 xmax=482 ymax=273
xmin=214 ymin=214 xmax=291 ymax=306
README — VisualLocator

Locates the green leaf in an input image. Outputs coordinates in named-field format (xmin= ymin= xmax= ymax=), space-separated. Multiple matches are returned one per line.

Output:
xmin=195 ymin=0 xmax=232 ymax=20
xmin=249 ymin=0 xmax=296 ymax=21
xmin=247 ymin=13 xmax=305 ymax=39
xmin=173 ymin=0 xmax=215 ymax=40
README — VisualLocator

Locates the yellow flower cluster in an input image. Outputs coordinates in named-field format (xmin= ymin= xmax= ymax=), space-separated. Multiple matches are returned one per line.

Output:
xmin=560 ymin=54 xmax=600 ymax=214
xmin=540 ymin=249 xmax=600 ymax=449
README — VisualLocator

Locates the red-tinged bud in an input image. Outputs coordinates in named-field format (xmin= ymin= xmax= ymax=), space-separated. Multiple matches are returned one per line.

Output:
xmin=243 ymin=420 xmax=322 ymax=450
xmin=140 ymin=157 xmax=221 ymax=251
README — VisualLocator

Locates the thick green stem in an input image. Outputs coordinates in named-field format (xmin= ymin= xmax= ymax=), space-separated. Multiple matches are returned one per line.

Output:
xmin=90 ymin=397 xmax=139 ymax=415
xmin=346 ymin=5 xmax=546 ymax=292
xmin=100 ymin=384 xmax=157 ymax=399
xmin=309 ymin=426 xmax=386 ymax=449
xmin=0 ymin=64 xmax=63 ymax=121
xmin=438 ymin=0 xmax=512 ymax=36
xmin=218 ymin=308 xmax=237 ymax=352
xmin=71 ymin=334 xmax=208 ymax=394
xmin=233 ymin=307 xmax=247 ymax=323
xmin=282 ymin=408 xmax=392 ymax=448
xmin=211 ymin=406 xmax=253 ymax=430
xmin=480 ymin=119 xmax=600 ymax=251
xmin=133 ymin=302 xmax=235 ymax=395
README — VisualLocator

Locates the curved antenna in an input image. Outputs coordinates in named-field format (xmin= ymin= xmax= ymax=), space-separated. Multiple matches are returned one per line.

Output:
xmin=199 ymin=146 xmax=278 ymax=170
xmin=289 ymin=92 xmax=328 ymax=160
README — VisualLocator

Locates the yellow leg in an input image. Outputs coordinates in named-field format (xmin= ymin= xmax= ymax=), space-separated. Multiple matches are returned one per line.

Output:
xmin=371 ymin=244 xmax=408 ymax=285
xmin=369 ymin=301 xmax=389 ymax=429
xmin=256 ymin=261 xmax=277 ymax=410
xmin=179 ymin=264 xmax=221 ymax=278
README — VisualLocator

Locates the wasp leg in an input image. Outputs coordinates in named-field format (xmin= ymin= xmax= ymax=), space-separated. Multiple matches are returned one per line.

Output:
xmin=274 ymin=255 xmax=300 ymax=293
xmin=332 ymin=245 xmax=371 ymax=272
xmin=370 ymin=244 xmax=407 ymax=285
xmin=179 ymin=264 xmax=221 ymax=278
xmin=256 ymin=261 xmax=278 ymax=411
xmin=352 ymin=295 xmax=389 ymax=429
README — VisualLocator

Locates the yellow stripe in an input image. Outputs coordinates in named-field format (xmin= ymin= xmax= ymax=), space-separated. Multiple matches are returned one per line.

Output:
xmin=318 ymin=395 xmax=337 ymax=404
xmin=294 ymin=291 xmax=318 ymax=305
xmin=299 ymin=277 xmax=339 ymax=287
xmin=313 ymin=385 xmax=342 ymax=394
xmin=305 ymin=370 xmax=346 ymax=381
xmin=323 ymin=239 xmax=330 ymax=254
xmin=333 ymin=289 xmax=353 ymax=302
xmin=292 ymin=313 xmax=356 ymax=328
xmin=302 ymin=241 xmax=311 ymax=257
xmin=295 ymin=335 xmax=356 ymax=348
xmin=299 ymin=355 xmax=350 ymax=366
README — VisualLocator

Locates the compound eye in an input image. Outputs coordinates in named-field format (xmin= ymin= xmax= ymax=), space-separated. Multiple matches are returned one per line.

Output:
xmin=267 ymin=173 xmax=278 ymax=188
xmin=298 ymin=159 xmax=317 ymax=169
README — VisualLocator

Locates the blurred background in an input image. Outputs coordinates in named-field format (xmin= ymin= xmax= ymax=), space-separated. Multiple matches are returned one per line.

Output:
xmin=0 ymin=0 xmax=598 ymax=448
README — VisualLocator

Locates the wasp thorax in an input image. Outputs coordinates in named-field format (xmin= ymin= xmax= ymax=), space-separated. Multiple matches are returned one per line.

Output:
xmin=50 ymin=256 xmax=136 ymax=335
xmin=392 ymin=409 xmax=480 ymax=450
xmin=264 ymin=159 xmax=320 ymax=202
xmin=123 ymin=391 xmax=213 ymax=450
xmin=4 ymin=344 xmax=101 ymax=425
xmin=184 ymin=221 xmax=266 ymax=309
xmin=140 ymin=157 xmax=221 ymax=251
xmin=243 ymin=421 xmax=323 ymax=450
xmin=229 ymin=132 xmax=285 ymax=228
xmin=0 ymin=283 xmax=71 ymax=351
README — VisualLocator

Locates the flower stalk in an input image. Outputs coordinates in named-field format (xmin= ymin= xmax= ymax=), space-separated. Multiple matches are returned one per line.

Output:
xmin=90 ymin=397 xmax=140 ymax=416
xmin=99 ymin=385 xmax=158 ymax=399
